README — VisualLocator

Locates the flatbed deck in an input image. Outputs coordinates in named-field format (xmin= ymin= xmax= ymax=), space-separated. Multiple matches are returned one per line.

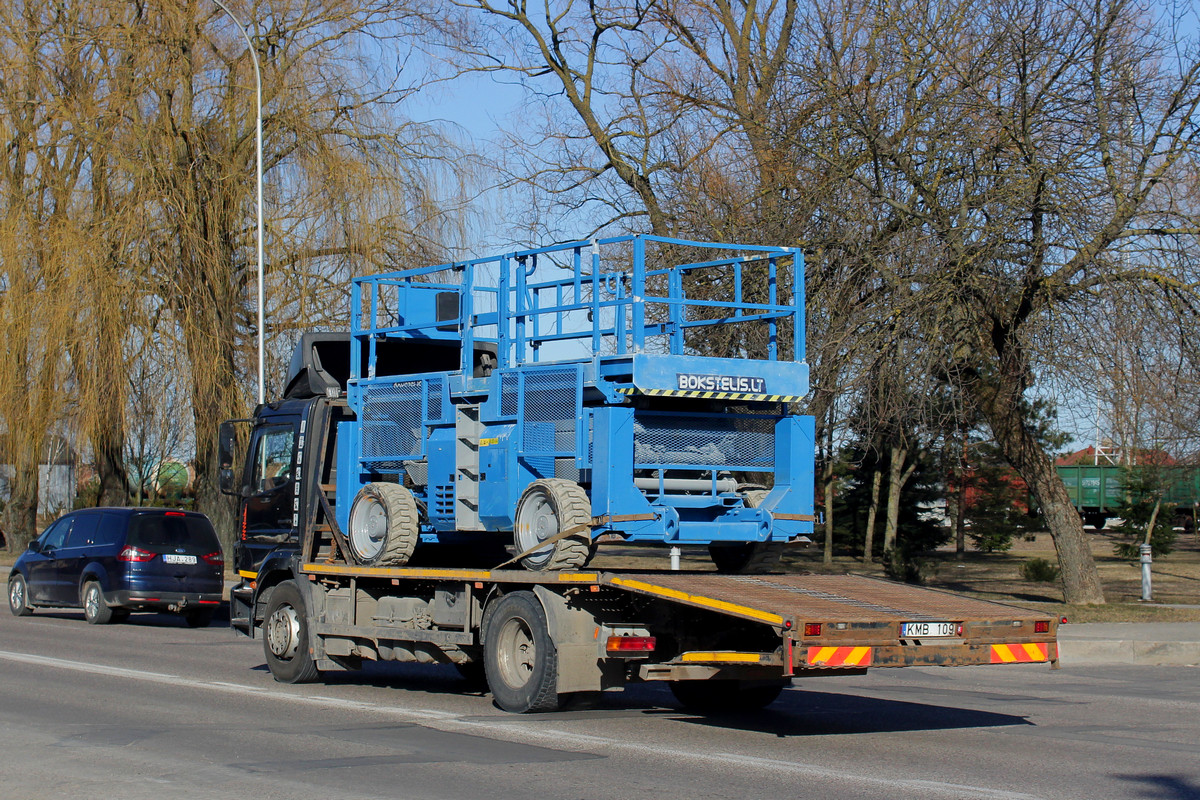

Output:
xmin=296 ymin=563 xmax=1059 ymax=674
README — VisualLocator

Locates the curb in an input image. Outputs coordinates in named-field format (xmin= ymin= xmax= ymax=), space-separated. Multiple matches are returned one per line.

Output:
xmin=1056 ymin=622 xmax=1200 ymax=667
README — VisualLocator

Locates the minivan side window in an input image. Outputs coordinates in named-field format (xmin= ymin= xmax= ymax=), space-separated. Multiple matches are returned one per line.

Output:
xmin=63 ymin=513 xmax=101 ymax=548
xmin=95 ymin=513 xmax=126 ymax=547
xmin=39 ymin=517 xmax=72 ymax=550
xmin=252 ymin=425 xmax=296 ymax=493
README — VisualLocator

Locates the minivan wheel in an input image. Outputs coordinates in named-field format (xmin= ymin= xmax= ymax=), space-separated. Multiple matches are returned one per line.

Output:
xmin=82 ymin=581 xmax=113 ymax=625
xmin=8 ymin=574 xmax=33 ymax=617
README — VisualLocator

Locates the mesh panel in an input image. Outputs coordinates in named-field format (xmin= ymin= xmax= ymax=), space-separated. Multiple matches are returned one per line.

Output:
xmin=633 ymin=414 xmax=775 ymax=469
xmin=500 ymin=373 xmax=518 ymax=416
xmin=362 ymin=381 xmax=423 ymax=465
xmin=520 ymin=368 xmax=578 ymax=478
xmin=426 ymin=376 xmax=445 ymax=421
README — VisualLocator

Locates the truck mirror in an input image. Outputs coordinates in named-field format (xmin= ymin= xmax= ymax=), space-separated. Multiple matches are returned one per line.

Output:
xmin=218 ymin=467 xmax=236 ymax=496
xmin=218 ymin=423 xmax=237 ymax=469
xmin=217 ymin=418 xmax=253 ymax=495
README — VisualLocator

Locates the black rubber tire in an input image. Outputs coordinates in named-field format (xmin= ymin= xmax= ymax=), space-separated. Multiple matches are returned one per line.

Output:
xmin=484 ymin=591 xmax=561 ymax=713
xmin=669 ymin=679 xmax=787 ymax=712
xmin=709 ymin=490 xmax=784 ymax=573
xmin=513 ymin=479 xmax=594 ymax=571
xmin=347 ymin=482 xmax=420 ymax=566
xmin=262 ymin=580 xmax=321 ymax=684
xmin=184 ymin=608 xmax=214 ymax=628
xmin=82 ymin=581 xmax=114 ymax=625
xmin=8 ymin=574 xmax=33 ymax=617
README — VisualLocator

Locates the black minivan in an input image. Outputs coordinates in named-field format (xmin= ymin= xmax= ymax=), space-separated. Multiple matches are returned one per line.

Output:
xmin=7 ymin=508 xmax=224 ymax=627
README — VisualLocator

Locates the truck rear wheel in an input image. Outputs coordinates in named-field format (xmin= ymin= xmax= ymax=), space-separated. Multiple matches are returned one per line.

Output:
xmin=514 ymin=479 xmax=594 ymax=570
xmin=262 ymin=580 xmax=320 ymax=684
xmin=709 ymin=490 xmax=784 ymax=573
xmin=484 ymin=591 xmax=561 ymax=713
xmin=668 ymin=679 xmax=787 ymax=712
xmin=347 ymin=482 xmax=419 ymax=566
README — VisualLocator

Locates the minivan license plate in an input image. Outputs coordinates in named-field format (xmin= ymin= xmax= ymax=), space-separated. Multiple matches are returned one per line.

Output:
xmin=162 ymin=554 xmax=197 ymax=565
xmin=901 ymin=621 xmax=956 ymax=638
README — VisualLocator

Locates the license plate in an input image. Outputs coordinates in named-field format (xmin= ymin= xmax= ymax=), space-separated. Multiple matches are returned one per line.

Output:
xmin=901 ymin=621 xmax=957 ymax=638
xmin=162 ymin=554 xmax=197 ymax=565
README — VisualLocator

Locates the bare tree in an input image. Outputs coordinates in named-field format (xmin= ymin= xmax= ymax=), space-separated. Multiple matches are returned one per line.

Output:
xmin=801 ymin=0 xmax=1200 ymax=602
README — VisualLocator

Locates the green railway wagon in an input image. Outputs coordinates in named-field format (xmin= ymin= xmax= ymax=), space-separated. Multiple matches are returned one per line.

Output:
xmin=1055 ymin=464 xmax=1200 ymax=530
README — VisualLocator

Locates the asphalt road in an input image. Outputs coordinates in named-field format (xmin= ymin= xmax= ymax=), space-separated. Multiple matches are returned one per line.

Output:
xmin=1 ymin=608 xmax=1197 ymax=800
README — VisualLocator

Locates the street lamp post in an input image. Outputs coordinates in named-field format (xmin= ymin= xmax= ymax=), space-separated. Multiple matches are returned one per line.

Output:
xmin=211 ymin=0 xmax=265 ymax=406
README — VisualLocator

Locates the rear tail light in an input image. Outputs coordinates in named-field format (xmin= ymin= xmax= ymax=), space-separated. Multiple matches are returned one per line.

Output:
xmin=201 ymin=551 xmax=225 ymax=567
xmin=118 ymin=546 xmax=155 ymax=562
xmin=1034 ymin=620 xmax=1050 ymax=633
xmin=803 ymin=623 xmax=822 ymax=637
xmin=605 ymin=635 xmax=656 ymax=653
xmin=165 ymin=511 xmax=185 ymax=517
xmin=240 ymin=506 xmax=248 ymax=541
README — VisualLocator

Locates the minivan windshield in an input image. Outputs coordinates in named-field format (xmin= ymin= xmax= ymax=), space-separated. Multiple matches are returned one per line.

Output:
xmin=127 ymin=514 xmax=220 ymax=555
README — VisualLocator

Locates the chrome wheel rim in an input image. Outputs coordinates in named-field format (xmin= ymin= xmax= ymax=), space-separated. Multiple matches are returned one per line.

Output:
xmin=9 ymin=579 xmax=24 ymax=611
xmin=266 ymin=603 xmax=301 ymax=660
xmin=84 ymin=585 xmax=101 ymax=620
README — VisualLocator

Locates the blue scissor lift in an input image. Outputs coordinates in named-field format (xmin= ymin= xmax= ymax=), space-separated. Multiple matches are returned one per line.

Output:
xmin=335 ymin=235 xmax=815 ymax=571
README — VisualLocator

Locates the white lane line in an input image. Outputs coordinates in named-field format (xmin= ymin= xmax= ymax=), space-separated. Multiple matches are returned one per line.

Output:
xmin=0 ymin=649 xmax=1046 ymax=800
xmin=0 ymin=650 xmax=456 ymax=722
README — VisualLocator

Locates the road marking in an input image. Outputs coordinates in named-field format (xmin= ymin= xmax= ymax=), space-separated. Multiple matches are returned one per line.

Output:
xmin=0 ymin=649 xmax=456 ymax=722
xmin=0 ymin=648 xmax=1047 ymax=799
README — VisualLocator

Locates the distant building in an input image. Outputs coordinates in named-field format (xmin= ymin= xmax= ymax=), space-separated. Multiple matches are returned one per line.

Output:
xmin=0 ymin=434 xmax=78 ymax=517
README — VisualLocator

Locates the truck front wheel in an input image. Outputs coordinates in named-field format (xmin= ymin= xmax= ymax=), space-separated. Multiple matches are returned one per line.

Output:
xmin=262 ymin=580 xmax=320 ymax=684
xmin=347 ymin=482 xmax=420 ymax=566
xmin=484 ymin=591 xmax=561 ymax=713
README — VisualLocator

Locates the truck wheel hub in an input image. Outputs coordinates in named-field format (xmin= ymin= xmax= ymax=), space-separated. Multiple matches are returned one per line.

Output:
xmin=267 ymin=604 xmax=301 ymax=659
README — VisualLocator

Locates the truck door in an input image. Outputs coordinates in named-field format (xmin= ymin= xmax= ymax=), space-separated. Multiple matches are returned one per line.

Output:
xmin=242 ymin=420 xmax=299 ymax=548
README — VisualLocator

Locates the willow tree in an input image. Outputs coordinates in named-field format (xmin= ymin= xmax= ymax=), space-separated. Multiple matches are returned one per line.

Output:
xmin=0 ymin=2 xmax=100 ymax=548
xmin=94 ymin=0 xmax=472 ymax=549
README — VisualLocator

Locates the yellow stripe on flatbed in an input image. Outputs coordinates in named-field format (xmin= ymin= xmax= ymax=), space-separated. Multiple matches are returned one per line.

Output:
xmin=302 ymin=563 xmax=494 ymax=581
xmin=300 ymin=563 xmax=601 ymax=584
xmin=556 ymin=572 xmax=601 ymax=583
xmin=680 ymin=652 xmax=766 ymax=663
xmin=606 ymin=576 xmax=786 ymax=626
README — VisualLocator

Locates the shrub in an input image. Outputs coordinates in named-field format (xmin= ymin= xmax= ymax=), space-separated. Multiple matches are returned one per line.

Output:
xmin=1021 ymin=557 xmax=1060 ymax=583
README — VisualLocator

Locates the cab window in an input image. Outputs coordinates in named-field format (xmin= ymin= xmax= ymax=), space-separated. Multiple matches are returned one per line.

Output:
xmin=252 ymin=425 xmax=296 ymax=493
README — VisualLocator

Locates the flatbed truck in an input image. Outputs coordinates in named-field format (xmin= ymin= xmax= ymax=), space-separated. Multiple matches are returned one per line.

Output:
xmin=221 ymin=236 xmax=1059 ymax=713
